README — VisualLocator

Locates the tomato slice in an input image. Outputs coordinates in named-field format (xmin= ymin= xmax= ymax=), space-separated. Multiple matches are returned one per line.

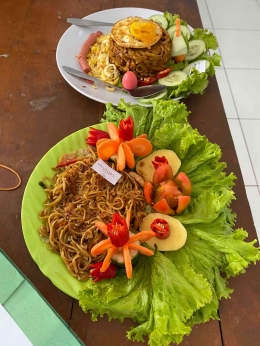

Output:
xmin=150 ymin=218 xmax=170 ymax=239
xmin=156 ymin=67 xmax=173 ymax=79
xmin=137 ymin=76 xmax=158 ymax=86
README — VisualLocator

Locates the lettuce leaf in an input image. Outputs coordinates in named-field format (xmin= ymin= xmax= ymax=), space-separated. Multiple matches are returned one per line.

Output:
xmin=163 ymin=12 xmax=187 ymax=27
xmin=168 ymin=69 xmax=209 ymax=98
xmin=101 ymin=99 xmax=152 ymax=137
xmin=148 ymin=100 xmax=189 ymax=138
xmin=167 ymin=59 xmax=189 ymax=71
xmin=80 ymin=99 xmax=260 ymax=346
xmin=191 ymin=28 xmax=219 ymax=50
xmin=79 ymin=251 xmax=212 ymax=346
xmin=199 ymin=53 xmax=222 ymax=77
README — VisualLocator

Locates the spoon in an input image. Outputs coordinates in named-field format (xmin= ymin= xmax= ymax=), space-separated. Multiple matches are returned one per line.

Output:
xmin=62 ymin=66 xmax=166 ymax=98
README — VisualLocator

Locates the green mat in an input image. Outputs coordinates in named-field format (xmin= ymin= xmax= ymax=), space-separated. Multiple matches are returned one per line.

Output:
xmin=0 ymin=250 xmax=84 ymax=346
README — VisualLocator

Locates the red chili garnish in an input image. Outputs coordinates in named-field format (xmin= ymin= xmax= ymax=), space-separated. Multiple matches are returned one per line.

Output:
xmin=150 ymin=218 xmax=170 ymax=239
xmin=107 ymin=213 xmax=130 ymax=247
xmin=156 ymin=67 xmax=173 ymax=79
xmin=86 ymin=127 xmax=110 ymax=147
xmin=137 ymin=76 xmax=158 ymax=86
xmin=118 ymin=116 xmax=134 ymax=141
xmin=56 ymin=159 xmax=78 ymax=168
xmin=89 ymin=262 xmax=117 ymax=282
xmin=152 ymin=156 xmax=169 ymax=169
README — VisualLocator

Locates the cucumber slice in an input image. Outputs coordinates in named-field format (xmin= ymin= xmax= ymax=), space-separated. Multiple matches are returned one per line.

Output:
xmin=138 ymin=88 xmax=168 ymax=105
xmin=148 ymin=14 xmax=168 ymax=30
xmin=185 ymin=40 xmax=206 ymax=61
xmin=171 ymin=33 xmax=188 ymax=57
xmin=158 ymin=71 xmax=187 ymax=87
xmin=167 ymin=25 xmax=191 ymax=40
xmin=183 ymin=60 xmax=210 ymax=75
xmin=112 ymin=236 xmax=140 ymax=267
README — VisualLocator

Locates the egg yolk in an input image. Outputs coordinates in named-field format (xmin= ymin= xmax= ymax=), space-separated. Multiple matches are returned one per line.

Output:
xmin=130 ymin=21 xmax=157 ymax=45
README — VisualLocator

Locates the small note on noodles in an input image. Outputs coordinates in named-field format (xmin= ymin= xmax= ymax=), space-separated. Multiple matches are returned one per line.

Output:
xmin=92 ymin=159 xmax=122 ymax=185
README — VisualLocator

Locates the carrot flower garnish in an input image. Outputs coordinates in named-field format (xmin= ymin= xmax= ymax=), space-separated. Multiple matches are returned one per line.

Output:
xmin=95 ymin=117 xmax=152 ymax=171
xmin=91 ymin=211 xmax=155 ymax=279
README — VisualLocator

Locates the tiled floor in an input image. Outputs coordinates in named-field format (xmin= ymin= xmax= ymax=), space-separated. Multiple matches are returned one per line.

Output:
xmin=197 ymin=0 xmax=260 ymax=239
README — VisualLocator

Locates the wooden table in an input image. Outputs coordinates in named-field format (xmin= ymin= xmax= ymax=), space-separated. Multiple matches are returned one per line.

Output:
xmin=1 ymin=0 xmax=259 ymax=345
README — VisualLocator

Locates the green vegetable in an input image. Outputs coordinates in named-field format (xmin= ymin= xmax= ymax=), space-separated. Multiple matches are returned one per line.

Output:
xmin=163 ymin=12 xmax=187 ymax=27
xmin=167 ymin=68 xmax=209 ymax=98
xmin=79 ymin=251 xmax=212 ymax=346
xmin=191 ymin=28 xmax=219 ymax=50
xmin=80 ymin=99 xmax=260 ymax=346
xmin=195 ymin=52 xmax=222 ymax=77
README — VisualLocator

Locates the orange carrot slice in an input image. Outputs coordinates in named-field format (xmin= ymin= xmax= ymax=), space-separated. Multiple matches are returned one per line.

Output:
xmin=125 ymin=210 xmax=131 ymax=230
xmin=91 ymin=239 xmax=112 ymax=256
xmin=107 ymin=123 xmax=121 ymax=142
xmin=128 ymin=231 xmax=155 ymax=243
xmin=123 ymin=244 xmax=132 ymax=279
xmin=95 ymin=221 xmax=108 ymax=236
xmin=125 ymin=138 xmax=152 ymax=157
xmin=136 ymin=134 xmax=147 ymax=139
xmin=174 ymin=55 xmax=185 ymax=63
xmin=100 ymin=246 xmax=118 ymax=272
xmin=176 ymin=18 xmax=181 ymax=37
xmin=122 ymin=143 xmax=135 ymax=169
xmin=128 ymin=243 xmax=154 ymax=256
xmin=97 ymin=139 xmax=120 ymax=161
xmin=96 ymin=138 xmax=111 ymax=148
xmin=117 ymin=143 xmax=126 ymax=171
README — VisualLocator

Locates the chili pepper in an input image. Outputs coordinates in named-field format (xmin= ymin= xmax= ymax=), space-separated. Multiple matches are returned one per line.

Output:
xmin=56 ymin=159 xmax=78 ymax=168
xmin=118 ymin=116 xmax=134 ymax=141
xmin=150 ymin=218 xmax=170 ymax=239
xmin=89 ymin=262 xmax=117 ymax=282
xmin=152 ymin=156 xmax=169 ymax=169
xmin=156 ymin=67 xmax=173 ymax=79
xmin=86 ymin=127 xmax=110 ymax=147
xmin=137 ymin=76 xmax=158 ymax=86
xmin=107 ymin=213 xmax=129 ymax=247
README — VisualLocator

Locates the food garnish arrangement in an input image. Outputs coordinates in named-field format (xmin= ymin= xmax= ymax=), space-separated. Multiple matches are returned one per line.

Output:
xmin=38 ymin=97 xmax=260 ymax=346
xmin=77 ymin=12 xmax=221 ymax=103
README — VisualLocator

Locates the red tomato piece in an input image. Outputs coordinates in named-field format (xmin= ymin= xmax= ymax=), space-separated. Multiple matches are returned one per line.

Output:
xmin=150 ymin=218 xmax=170 ymax=239
xmin=176 ymin=195 xmax=191 ymax=214
xmin=137 ymin=76 xmax=158 ymax=86
xmin=153 ymin=198 xmax=175 ymax=215
xmin=174 ymin=172 xmax=192 ymax=196
xmin=144 ymin=181 xmax=154 ymax=205
xmin=156 ymin=67 xmax=173 ymax=79
xmin=107 ymin=213 xmax=129 ymax=247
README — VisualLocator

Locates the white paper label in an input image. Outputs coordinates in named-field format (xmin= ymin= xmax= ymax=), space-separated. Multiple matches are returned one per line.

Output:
xmin=92 ymin=159 xmax=122 ymax=185
xmin=192 ymin=60 xmax=206 ymax=73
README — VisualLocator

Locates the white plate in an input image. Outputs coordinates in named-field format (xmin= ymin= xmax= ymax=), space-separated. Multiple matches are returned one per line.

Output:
xmin=56 ymin=8 xmax=171 ymax=106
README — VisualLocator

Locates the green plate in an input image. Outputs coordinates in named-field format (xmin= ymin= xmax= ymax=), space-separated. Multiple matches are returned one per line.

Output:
xmin=21 ymin=124 xmax=107 ymax=299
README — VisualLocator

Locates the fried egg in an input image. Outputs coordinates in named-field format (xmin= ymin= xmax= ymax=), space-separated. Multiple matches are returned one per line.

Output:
xmin=111 ymin=16 xmax=162 ymax=49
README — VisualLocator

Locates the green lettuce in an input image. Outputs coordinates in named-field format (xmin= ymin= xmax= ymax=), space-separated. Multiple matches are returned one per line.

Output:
xmin=191 ymin=28 xmax=219 ymax=50
xmin=163 ymin=12 xmax=187 ymax=27
xmin=79 ymin=251 xmax=212 ymax=346
xmin=101 ymin=99 xmax=190 ymax=138
xmin=168 ymin=69 xmax=209 ymax=98
xmin=79 ymin=100 xmax=260 ymax=346
xmin=199 ymin=53 xmax=222 ymax=77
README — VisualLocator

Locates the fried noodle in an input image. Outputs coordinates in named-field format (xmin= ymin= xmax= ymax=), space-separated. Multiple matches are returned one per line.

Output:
xmin=38 ymin=147 xmax=147 ymax=280
xmin=109 ymin=28 xmax=172 ymax=78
